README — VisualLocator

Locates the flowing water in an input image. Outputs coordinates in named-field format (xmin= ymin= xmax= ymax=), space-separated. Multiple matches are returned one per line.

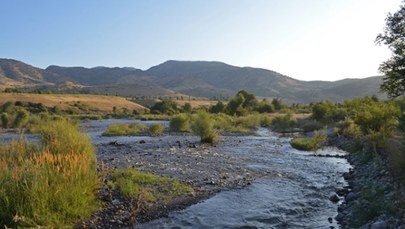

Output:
xmin=0 ymin=119 xmax=350 ymax=228
xmin=135 ymin=128 xmax=350 ymax=229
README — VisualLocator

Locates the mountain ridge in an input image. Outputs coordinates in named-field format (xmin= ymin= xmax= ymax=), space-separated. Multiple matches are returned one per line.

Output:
xmin=0 ymin=58 xmax=386 ymax=103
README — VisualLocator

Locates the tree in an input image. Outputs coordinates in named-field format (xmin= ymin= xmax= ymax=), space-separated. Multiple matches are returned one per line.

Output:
xmin=376 ymin=1 xmax=405 ymax=98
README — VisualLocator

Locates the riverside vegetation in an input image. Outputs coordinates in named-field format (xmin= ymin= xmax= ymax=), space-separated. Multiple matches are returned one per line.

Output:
xmin=1 ymin=89 xmax=405 ymax=227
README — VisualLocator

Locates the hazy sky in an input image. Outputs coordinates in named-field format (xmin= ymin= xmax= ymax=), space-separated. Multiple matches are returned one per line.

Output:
xmin=0 ymin=0 xmax=402 ymax=81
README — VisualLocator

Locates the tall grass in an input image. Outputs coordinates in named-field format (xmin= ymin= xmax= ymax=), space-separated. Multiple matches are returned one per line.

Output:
xmin=109 ymin=168 xmax=193 ymax=203
xmin=0 ymin=120 xmax=100 ymax=227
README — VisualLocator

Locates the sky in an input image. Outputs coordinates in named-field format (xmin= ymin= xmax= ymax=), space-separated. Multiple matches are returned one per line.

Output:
xmin=0 ymin=0 xmax=402 ymax=81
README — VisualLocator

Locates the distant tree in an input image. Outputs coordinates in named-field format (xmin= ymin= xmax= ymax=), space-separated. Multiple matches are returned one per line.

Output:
xmin=271 ymin=98 xmax=283 ymax=111
xmin=209 ymin=101 xmax=225 ymax=113
xmin=1 ymin=113 xmax=9 ymax=128
xmin=150 ymin=100 xmax=178 ymax=114
xmin=225 ymin=90 xmax=257 ymax=115
xmin=182 ymin=102 xmax=192 ymax=113
xmin=376 ymin=1 xmax=405 ymax=98
xmin=254 ymin=99 xmax=275 ymax=113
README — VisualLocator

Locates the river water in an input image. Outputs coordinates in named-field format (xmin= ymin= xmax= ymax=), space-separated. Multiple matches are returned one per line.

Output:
xmin=134 ymin=125 xmax=350 ymax=229
xmin=0 ymin=119 xmax=351 ymax=229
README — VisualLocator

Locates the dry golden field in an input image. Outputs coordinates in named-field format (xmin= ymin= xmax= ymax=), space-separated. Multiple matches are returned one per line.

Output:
xmin=0 ymin=93 xmax=146 ymax=113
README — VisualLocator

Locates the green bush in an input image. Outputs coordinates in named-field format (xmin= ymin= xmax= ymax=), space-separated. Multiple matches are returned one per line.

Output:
xmin=290 ymin=130 xmax=327 ymax=151
xmin=272 ymin=112 xmax=296 ymax=132
xmin=0 ymin=120 xmax=100 ymax=227
xmin=260 ymin=115 xmax=273 ymax=127
xmin=191 ymin=111 xmax=218 ymax=143
xmin=298 ymin=119 xmax=324 ymax=132
xmin=170 ymin=114 xmax=191 ymax=132
xmin=149 ymin=123 xmax=165 ymax=136
xmin=1 ymin=113 xmax=9 ymax=128
xmin=102 ymin=123 xmax=147 ymax=136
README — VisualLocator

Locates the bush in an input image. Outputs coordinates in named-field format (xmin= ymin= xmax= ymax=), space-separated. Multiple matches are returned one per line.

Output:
xmin=191 ymin=111 xmax=218 ymax=143
xmin=0 ymin=120 xmax=100 ymax=227
xmin=170 ymin=114 xmax=191 ymax=132
xmin=298 ymin=119 xmax=324 ymax=132
xmin=149 ymin=123 xmax=165 ymax=136
xmin=290 ymin=130 xmax=327 ymax=151
xmin=260 ymin=115 xmax=273 ymax=127
xmin=272 ymin=112 xmax=296 ymax=132
xmin=102 ymin=123 xmax=147 ymax=136
xmin=1 ymin=113 xmax=9 ymax=128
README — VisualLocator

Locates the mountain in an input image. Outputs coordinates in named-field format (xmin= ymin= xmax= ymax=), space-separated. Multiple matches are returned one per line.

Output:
xmin=0 ymin=58 xmax=60 ymax=89
xmin=0 ymin=58 xmax=386 ymax=103
xmin=145 ymin=60 xmax=386 ymax=102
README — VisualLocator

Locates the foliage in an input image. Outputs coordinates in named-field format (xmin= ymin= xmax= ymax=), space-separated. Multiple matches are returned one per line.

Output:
xmin=376 ymin=1 xmax=405 ymax=98
xmin=272 ymin=112 xmax=296 ymax=132
xmin=297 ymin=119 xmax=324 ymax=132
xmin=102 ymin=123 xmax=147 ymax=136
xmin=290 ymin=130 xmax=327 ymax=151
xmin=336 ymin=118 xmax=362 ymax=139
xmin=0 ymin=120 xmax=100 ymax=227
xmin=149 ymin=123 xmax=165 ymax=136
xmin=191 ymin=110 xmax=218 ymax=143
xmin=109 ymin=168 xmax=193 ymax=202
xmin=225 ymin=90 xmax=257 ymax=115
xmin=150 ymin=100 xmax=178 ymax=115
xmin=209 ymin=101 xmax=225 ymax=113
xmin=0 ymin=113 xmax=9 ymax=128
xmin=311 ymin=100 xmax=346 ymax=123
xmin=169 ymin=114 xmax=191 ymax=132
xmin=254 ymin=99 xmax=275 ymax=113
xmin=182 ymin=102 xmax=192 ymax=113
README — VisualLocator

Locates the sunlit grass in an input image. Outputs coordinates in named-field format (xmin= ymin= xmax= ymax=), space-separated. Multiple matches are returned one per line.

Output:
xmin=109 ymin=168 xmax=193 ymax=203
xmin=0 ymin=119 xmax=100 ymax=228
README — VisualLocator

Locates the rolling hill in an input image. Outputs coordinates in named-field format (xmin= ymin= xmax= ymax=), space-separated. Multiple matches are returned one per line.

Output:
xmin=0 ymin=58 xmax=386 ymax=103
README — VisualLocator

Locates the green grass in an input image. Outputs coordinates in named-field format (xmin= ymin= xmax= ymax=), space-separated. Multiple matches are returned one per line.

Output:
xmin=290 ymin=131 xmax=327 ymax=151
xmin=109 ymin=168 xmax=193 ymax=203
xmin=102 ymin=123 xmax=147 ymax=136
xmin=0 ymin=120 xmax=100 ymax=228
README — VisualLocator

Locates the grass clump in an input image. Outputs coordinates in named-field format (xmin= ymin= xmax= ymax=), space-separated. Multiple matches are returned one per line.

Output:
xmin=102 ymin=123 xmax=147 ymax=136
xmin=109 ymin=168 xmax=193 ymax=203
xmin=0 ymin=119 xmax=100 ymax=228
xmin=290 ymin=130 xmax=327 ymax=151
xmin=191 ymin=110 xmax=218 ymax=143
xmin=170 ymin=114 xmax=191 ymax=132
xmin=149 ymin=123 xmax=165 ymax=136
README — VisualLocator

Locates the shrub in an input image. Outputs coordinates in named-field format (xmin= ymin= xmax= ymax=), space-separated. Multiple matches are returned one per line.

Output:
xmin=102 ymin=123 xmax=147 ymax=136
xmin=1 ymin=113 xmax=9 ymax=128
xmin=13 ymin=109 xmax=30 ymax=128
xmin=170 ymin=114 xmax=191 ymax=132
xmin=260 ymin=115 xmax=273 ymax=127
xmin=272 ymin=112 xmax=296 ymax=132
xmin=290 ymin=130 xmax=327 ymax=151
xmin=149 ymin=123 xmax=165 ymax=136
xmin=298 ymin=119 xmax=324 ymax=132
xmin=191 ymin=111 xmax=218 ymax=143
xmin=0 ymin=120 xmax=100 ymax=227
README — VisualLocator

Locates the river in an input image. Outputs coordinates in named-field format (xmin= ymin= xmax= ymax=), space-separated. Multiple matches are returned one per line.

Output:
xmin=0 ymin=119 xmax=351 ymax=228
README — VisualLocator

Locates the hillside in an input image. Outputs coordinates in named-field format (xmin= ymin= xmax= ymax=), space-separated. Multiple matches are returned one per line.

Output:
xmin=0 ymin=58 xmax=386 ymax=103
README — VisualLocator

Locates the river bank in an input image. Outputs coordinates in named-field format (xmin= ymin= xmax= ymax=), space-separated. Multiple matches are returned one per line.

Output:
xmin=332 ymin=137 xmax=405 ymax=228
